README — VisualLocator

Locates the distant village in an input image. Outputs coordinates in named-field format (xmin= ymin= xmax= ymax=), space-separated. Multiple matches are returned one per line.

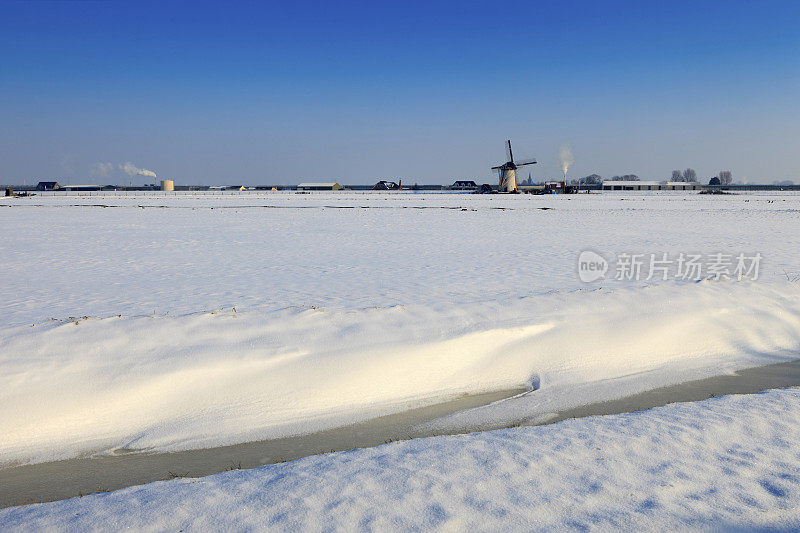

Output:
xmin=4 ymin=167 xmax=800 ymax=196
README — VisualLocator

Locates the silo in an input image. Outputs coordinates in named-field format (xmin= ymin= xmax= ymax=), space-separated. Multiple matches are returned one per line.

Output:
xmin=160 ymin=180 xmax=175 ymax=191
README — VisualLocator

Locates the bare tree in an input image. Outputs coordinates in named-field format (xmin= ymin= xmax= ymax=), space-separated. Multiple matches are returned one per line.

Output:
xmin=610 ymin=174 xmax=639 ymax=181
xmin=581 ymin=174 xmax=602 ymax=185
xmin=682 ymin=168 xmax=697 ymax=182
xmin=718 ymin=170 xmax=732 ymax=185
xmin=671 ymin=170 xmax=683 ymax=182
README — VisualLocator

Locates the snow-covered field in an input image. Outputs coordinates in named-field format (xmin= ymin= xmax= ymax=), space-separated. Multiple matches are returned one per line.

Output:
xmin=3 ymin=388 xmax=799 ymax=530
xmin=1 ymin=191 xmax=799 ymax=467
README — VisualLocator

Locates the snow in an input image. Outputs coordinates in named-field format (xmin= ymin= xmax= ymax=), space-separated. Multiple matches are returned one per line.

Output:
xmin=1 ymin=191 xmax=800 ymax=466
xmin=3 ymin=191 xmax=799 ymax=327
xmin=3 ymin=388 xmax=800 ymax=531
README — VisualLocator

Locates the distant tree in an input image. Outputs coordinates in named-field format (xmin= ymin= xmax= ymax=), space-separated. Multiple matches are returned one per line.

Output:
xmin=718 ymin=170 xmax=732 ymax=185
xmin=671 ymin=170 xmax=684 ymax=182
xmin=609 ymin=175 xmax=639 ymax=181
xmin=709 ymin=177 xmax=721 ymax=186
xmin=682 ymin=168 xmax=697 ymax=182
xmin=580 ymin=174 xmax=603 ymax=185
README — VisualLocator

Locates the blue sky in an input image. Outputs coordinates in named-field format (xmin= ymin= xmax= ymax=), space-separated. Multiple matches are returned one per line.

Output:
xmin=1 ymin=0 xmax=799 ymax=185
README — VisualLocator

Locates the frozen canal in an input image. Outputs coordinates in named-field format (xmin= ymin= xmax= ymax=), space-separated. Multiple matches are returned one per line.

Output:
xmin=3 ymin=359 xmax=800 ymax=508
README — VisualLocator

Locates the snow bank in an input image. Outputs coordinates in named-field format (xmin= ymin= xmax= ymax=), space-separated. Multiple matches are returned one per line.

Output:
xmin=2 ymin=281 xmax=799 ymax=466
xmin=4 ymin=388 xmax=800 ymax=531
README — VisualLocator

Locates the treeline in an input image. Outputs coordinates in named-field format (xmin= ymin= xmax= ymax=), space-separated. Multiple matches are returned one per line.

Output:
xmin=573 ymin=169 xmax=735 ymax=185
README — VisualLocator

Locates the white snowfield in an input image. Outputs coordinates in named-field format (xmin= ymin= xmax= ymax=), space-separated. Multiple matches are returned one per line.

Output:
xmin=1 ymin=192 xmax=800 ymax=466
xmin=2 ymin=389 xmax=799 ymax=531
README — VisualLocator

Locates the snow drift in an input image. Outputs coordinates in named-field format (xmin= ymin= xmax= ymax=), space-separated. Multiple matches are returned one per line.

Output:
xmin=1 ymin=280 xmax=798 ymax=466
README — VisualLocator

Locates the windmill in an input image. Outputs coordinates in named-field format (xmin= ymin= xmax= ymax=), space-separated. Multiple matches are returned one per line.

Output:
xmin=491 ymin=140 xmax=537 ymax=192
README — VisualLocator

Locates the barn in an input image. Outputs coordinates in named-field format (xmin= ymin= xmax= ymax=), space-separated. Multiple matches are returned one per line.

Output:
xmin=297 ymin=182 xmax=344 ymax=191
xmin=602 ymin=181 xmax=662 ymax=191
xmin=664 ymin=181 xmax=700 ymax=190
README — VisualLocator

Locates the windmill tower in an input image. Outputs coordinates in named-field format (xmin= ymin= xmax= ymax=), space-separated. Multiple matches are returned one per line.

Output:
xmin=491 ymin=140 xmax=537 ymax=192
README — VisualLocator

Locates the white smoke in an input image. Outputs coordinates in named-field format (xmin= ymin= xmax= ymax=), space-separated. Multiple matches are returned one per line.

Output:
xmin=118 ymin=162 xmax=157 ymax=180
xmin=119 ymin=162 xmax=139 ymax=177
xmin=559 ymin=143 xmax=574 ymax=178
xmin=91 ymin=162 xmax=114 ymax=179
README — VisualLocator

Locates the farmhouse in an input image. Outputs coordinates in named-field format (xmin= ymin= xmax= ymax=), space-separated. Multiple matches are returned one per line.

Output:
xmin=451 ymin=180 xmax=478 ymax=190
xmin=372 ymin=181 xmax=400 ymax=190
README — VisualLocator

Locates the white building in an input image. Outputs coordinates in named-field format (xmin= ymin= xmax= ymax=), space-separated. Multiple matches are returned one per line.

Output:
xmin=602 ymin=181 xmax=700 ymax=191
xmin=664 ymin=181 xmax=700 ymax=190
xmin=602 ymin=181 xmax=662 ymax=191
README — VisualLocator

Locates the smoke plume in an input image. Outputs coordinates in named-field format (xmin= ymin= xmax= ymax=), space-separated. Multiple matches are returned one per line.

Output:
xmin=559 ymin=143 xmax=574 ymax=178
xmin=91 ymin=162 xmax=114 ymax=178
xmin=119 ymin=162 xmax=157 ymax=179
